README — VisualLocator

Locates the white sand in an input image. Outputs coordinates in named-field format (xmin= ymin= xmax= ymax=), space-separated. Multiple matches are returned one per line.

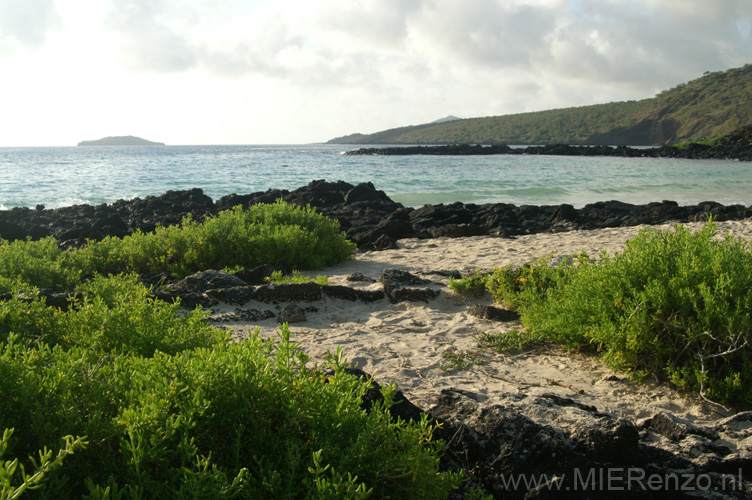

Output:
xmin=217 ymin=219 xmax=752 ymax=426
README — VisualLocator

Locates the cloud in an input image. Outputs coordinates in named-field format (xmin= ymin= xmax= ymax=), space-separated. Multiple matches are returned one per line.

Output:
xmin=104 ymin=0 xmax=200 ymax=72
xmin=545 ymin=0 xmax=752 ymax=87
xmin=93 ymin=0 xmax=751 ymax=97
xmin=0 ymin=0 xmax=60 ymax=54
xmin=3 ymin=0 xmax=752 ymax=146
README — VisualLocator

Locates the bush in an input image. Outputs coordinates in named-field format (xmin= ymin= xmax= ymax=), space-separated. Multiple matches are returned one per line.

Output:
xmin=267 ymin=270 xmax=329 ymax=285
xmin=0 ymin=274 xmax=222 ymax=356
xmin=0 ymin=238 xmax=81 ymax=294
xmin=448 ymin=270 xmax=490 ymax=296
xmin=488 ymin=221 xmax=752 ymax=407
xmin=69 ymin=201 xmax=357 ymax=280
xmin=0 ymin=326 xmax=463 ymax=498
xmin=0 ymin=202 xmax=458 ymax=497
xmin=0 ymin=201 xmax=357 ymax=293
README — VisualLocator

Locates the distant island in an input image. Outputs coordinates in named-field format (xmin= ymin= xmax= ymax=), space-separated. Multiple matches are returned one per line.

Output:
xmin=77 ymin=136 xmax=165 ymax=146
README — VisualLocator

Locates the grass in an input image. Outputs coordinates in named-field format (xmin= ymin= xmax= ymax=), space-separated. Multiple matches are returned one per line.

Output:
xmin=476 ymin=330 xmax=547 ymax=353
xmin=439 ymin=348 xmax=483 ymax=371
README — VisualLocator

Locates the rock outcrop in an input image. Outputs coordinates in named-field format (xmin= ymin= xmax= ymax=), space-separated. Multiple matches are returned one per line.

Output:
xmin=1 ymin=181 xmax=750 ymax=249
xmin=343 ymin=124 xmax=752 ymax=162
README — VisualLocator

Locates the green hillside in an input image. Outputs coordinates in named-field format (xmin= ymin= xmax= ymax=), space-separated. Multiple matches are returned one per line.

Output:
xmin=328 ymin=64 xmax=752 ymax=146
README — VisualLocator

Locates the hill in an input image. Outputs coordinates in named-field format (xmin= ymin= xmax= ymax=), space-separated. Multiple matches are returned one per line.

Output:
xmin=78 ymin=136 xmax=165 ymax=146
xmin=328 ymin=64 xmax=752 ymax=146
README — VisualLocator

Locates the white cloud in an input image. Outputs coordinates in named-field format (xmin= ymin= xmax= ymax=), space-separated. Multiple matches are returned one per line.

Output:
xmin=0 ymin=0 xmax=60 ymax=55
xmin=1 ymin=0 xmax=751 ymax=145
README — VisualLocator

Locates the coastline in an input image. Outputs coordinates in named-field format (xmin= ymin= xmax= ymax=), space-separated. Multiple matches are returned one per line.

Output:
xmin=3 ymin=182 xmax=752 ymax=496
xmin=341 ymin=124 xmax=752 ymax=162
xmin=1 ymin=180 xmax=750 ymax=249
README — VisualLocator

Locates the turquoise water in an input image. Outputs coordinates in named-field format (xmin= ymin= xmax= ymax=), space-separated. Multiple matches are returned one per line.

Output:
xmin=1 ymin=144 xmax=751 ymax=209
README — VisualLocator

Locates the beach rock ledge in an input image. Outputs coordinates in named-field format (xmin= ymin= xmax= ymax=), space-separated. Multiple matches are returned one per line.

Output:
xmin=1 ymin=180 xmax=751 ymax=248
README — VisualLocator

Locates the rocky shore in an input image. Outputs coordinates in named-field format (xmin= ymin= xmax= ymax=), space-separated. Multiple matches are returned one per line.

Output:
xmin=1 ymin=180 xmax=750 ymax=251
xmin=343 ymin=124 xmax=752 ymax=162
xmin=2 ymin=183 xmax=752 ymax=498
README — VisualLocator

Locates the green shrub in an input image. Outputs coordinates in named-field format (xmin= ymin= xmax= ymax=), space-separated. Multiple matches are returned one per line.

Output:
xmin=267 ymin=270 xmax=329 ymax=285
xmin=1 ymin=428 xmax=87 ymax=499
xmin=0 ymin=202 xmax=460 ymax=498
xmin=0 ymin=324 xmax=463 ymax=499
xmin=485 ymin=253 xmax=589 ymax=310
xmin=0 ymin=201 xmax=356 ymax=294
xmin=0 ymin=238 xmax=81 ymax=294
xmin=448 ymin=270 xmax=489 ymax=296
xmin=0 ymin=275 xmax=222 ymax=356
xmin=69 ymin=202 xmax=357 ymax=280
xmin=489 ymin=221 xmax=752 ymax=407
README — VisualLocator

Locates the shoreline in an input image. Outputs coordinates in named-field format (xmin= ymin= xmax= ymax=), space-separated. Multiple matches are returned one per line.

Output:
xmin=3 ymin=182 xmax=752 ymax=495
xmin=340 ymin=124 xmax=752 ymax=162
xmin=1 ymin=180 xmax=750 ymax=250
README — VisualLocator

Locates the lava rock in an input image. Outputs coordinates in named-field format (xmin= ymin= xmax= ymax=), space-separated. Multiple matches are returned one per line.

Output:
xmin=322 ymin=285 xmax=386 ymax=302
xmin=167 ymin=270 xmax=248 ymax=292
xmin=278 ymin=303 xmax=306 ymax=323
xmin=205 ymin=286 xmax=256 ymax=306
xmin=468 ymin=304 xmax=520 ymax=322
xmin=379 ymin=268 xmax=440 ymax=303
xmin=253 ymin=283 xmax=323 ymax=303
xmin=208 ymin=308 xmax=275 ymax=323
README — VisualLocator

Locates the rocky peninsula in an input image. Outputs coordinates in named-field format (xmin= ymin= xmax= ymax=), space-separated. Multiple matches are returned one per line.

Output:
xmin=343 ymin=124 xmax=752 ymax=162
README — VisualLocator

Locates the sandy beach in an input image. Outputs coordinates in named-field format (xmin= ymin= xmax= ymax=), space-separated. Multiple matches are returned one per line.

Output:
xmin=216 ymin=219 xmax=752 ymax=428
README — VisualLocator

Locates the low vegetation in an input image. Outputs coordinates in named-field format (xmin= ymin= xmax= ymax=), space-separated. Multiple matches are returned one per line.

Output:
xmin=267 ymin=270 xmax=329 ymax=285
xmin=329 ymin=64 xmax=752 ymax=146
xmin=0 ymin=200 xmax=356 ymax=294
xmin=0 ymin=202 xmax=465 ymax=498
xmin=457 ymin=221 xmax=752 ymax=408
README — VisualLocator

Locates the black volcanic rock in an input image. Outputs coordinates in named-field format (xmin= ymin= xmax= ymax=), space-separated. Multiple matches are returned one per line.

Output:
xmin=1 ymin=180 xmax=750 ymax=253
xmin=343 ymin=126 xmax=752 ymax=161
xmin=379 ymin=268 xmax=440 ymax=303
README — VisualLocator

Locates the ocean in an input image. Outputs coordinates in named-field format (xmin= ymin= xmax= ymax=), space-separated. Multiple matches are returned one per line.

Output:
xmin=1 ymin=144 xmax=751 ymax=210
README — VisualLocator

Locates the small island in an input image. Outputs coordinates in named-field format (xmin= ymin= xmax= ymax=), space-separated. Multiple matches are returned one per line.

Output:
xmin=77 ymin=135 xmax=165 ymax=146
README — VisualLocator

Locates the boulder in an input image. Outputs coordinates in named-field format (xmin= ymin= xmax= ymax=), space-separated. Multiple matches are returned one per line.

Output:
xmin=379 ymin=268 xmax=440 ymax=303
xmin=468 ymin=304 xmax=520 ymax=322
xmin=322 ymin=285 xmax=386 ymax=302
xmin=278 ymin=303 xmax=306 ymax=323
xmin=232 ymin=265 xmax=281 ymax=285
xmin=207 ymin=308 xmax=275 ymax=323
xmin=205 ymin=286 xmax=256 ymax=306
xmin=166 ymin=270 xmax=248 ymax=292
xmin=253 ymin=283 xmax=323 ymax=303
xmin=0 ymin=220 xmax=27 ymax=241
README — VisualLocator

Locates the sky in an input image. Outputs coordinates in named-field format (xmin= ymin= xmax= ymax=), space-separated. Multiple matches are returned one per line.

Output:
xmin=0 ymin=0 xmax=750 ymax=147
